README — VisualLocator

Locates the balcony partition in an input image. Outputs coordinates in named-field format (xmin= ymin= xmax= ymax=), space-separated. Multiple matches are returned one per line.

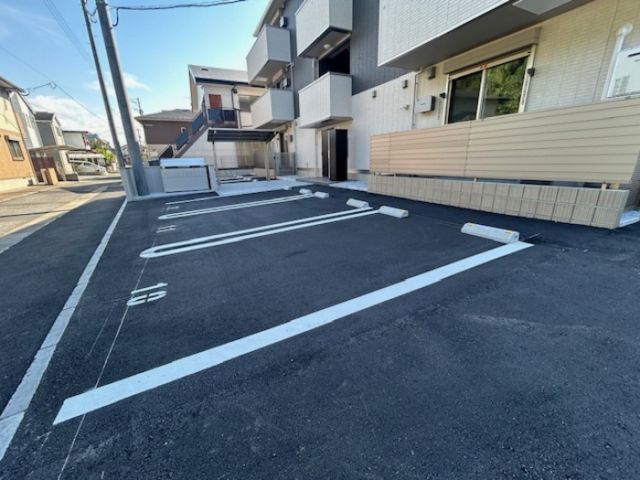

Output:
xmin=251 ymin=89 xmax=294 ymax=129
xmin=296 ymin=0 xmax=352 ymax=58
xmin=246 ymin=25 xmax=291 ymax=85
xmin=298 ymin=72 xmax=352 ymax=128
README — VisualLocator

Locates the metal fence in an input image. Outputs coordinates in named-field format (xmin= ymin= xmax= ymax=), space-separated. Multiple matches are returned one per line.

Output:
xmin=272 ymin=152 xmax=296 ymax=176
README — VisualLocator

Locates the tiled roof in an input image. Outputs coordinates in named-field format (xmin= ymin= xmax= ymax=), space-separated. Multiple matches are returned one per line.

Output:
xmin=135 ymin=109 xmax=195 ymax=122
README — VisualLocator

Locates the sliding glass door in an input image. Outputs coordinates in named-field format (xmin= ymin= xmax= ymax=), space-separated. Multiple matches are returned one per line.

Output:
xmin=447 ymin=51 xmax=533 ymax=124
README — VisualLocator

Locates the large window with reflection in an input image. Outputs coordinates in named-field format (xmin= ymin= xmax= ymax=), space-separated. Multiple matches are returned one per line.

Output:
xmin=446 ymin=50 xmax=533 ymax=124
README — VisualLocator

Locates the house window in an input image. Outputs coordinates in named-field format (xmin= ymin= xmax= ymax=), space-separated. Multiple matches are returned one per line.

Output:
xmin=446 ymin=50 xmax=533 ymax=124
xmin=7 ymin=138 xmax=24 ymax=160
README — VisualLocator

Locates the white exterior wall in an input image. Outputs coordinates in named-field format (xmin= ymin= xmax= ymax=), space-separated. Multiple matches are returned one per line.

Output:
xmin=525 ymin=0 xmax=640 ymax=110
xmin=9 ymin=93 xmax=41 ymax=150
xmin=293 ymin=121 xmax=319 ymax=175
xmin=181 ymin=133 xmax=264 ymax=169
xmin=377 ymin=0 xmax=508 ymax=65
xmin=197 ymin=84 xmax=238 ymax=109
xmin=296 ymin=0 xmax=352 ymax=55
xmin=350 ymin=72 xmax=416 ymax=172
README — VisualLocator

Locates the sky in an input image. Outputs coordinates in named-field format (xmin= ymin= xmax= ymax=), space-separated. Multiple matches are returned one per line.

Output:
xmin=0 ymin=0 xmax=269 ymax=146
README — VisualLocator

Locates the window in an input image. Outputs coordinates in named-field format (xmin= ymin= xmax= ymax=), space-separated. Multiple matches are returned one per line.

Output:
xmin=7 ymin=138 xmax=24 ymax=160
xmin=446 ymin=50 xmax=533 ymax=124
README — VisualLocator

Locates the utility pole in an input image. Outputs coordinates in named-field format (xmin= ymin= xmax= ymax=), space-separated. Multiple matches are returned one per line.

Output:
xmin=95 ymin=0 xmax=148 ymax=196
xmin=130 ymin=97 xmax=145 ymax=149
xmin=80 ymin=0 xmax=134 ymax=198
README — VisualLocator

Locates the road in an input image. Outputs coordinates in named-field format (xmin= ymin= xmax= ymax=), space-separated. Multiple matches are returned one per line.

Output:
xmin=1 ymin=182 xmax=639 ymax=479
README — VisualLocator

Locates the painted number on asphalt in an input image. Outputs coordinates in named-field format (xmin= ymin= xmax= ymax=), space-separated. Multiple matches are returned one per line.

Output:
xmin=127 ymin=282 xmax=168 ymax=306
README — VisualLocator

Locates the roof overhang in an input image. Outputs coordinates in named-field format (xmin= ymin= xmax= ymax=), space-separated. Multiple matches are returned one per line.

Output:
xmin=380 ymin=0 xmax=594 ymax=70
xmin=207 ymin=128 xmax=276 ymax=143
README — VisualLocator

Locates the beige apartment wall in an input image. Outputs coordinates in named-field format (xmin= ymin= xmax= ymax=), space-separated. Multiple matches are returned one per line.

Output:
xmin=406 ymin=0 xmax=640 ymax=129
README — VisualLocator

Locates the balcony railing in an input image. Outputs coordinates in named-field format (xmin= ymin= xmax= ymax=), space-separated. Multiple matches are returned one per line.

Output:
xmin=251 ymin=89 xmax=294 ymax=129
xmin=296 ymin=0 xmax=352 ymax=58
xmin=247 ymin=25 xmax=291 ymax=85
xmin=298 ymin=72 xmax=352 ymax=128
xmin=175 ymin=129 xmax=189 ymax=150
xmin=207 ymin=108 xmax=239 ymax=128
xmin=191 ymin=111 xmax=205 ymax=134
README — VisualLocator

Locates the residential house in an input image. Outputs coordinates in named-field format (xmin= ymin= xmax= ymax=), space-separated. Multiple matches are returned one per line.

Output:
xmin=34 ymin=112 xmax=77 ymax=181
xmin=247 ymin=0 xmax=640 ymax=228
xmin=0 ymin=76 xmax=36 ymax=191
xmin=63 ymin=130 xmax=108 ymax=169
xmin=62 ymin=130 xmax=90 ymax=151
xmin=135 ymin=109 xmax=195 ymax=159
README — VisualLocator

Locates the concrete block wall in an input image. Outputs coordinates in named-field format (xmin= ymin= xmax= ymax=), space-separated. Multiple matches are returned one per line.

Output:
xmin=369 ymin=175 xmax=629 ymax=229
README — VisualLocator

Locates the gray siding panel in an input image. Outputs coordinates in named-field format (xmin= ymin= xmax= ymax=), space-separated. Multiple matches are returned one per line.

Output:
xmin=282 ymin=0 xmax=316 ymax=117
xmin=351 ymin=0 xmax=407 ymax=94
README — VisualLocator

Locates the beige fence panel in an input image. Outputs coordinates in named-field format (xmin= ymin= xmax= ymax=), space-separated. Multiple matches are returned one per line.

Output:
xmin=370 ymin=98 xmax=640 ymax=186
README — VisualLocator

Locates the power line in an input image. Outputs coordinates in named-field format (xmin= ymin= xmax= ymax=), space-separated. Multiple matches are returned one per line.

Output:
xmin=42 ymin=0 xmax=93 ymax=66
xmin=0 ymin=44 xmax=103 ymax=120
xmin=112 ymin=0 xmax=247 ymax=10
xmin=110 ymin=0 xmax=248 ymax=26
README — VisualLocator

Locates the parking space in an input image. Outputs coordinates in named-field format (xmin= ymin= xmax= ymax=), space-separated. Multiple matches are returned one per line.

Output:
xmin=2 ymin=184 xmax=640 ymax=479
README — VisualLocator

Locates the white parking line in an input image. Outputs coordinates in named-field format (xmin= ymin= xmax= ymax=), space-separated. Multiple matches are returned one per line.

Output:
xmin=142 ymin=207 xmax=373 ymax=259
xmin=54 ymin=241 xmax=533 ymax=425
xmin=159 ymin=193 xmax=317 ymax=220
xmin=0 ymin=199 xmax=127 ymax=461
xmin=142 ymin=207 xmax=376 ymax=258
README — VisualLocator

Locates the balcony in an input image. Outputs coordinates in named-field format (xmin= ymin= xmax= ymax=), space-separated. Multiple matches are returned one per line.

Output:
xmin=246 ymin=25 xmax=292 ymax=85
xmin=250 ymin=89 xmax=294 ymax=129
xmin=295 ymin=0 xmax=352 ymax=58
xmin=207 ymin=108 xmax=238 ymax=128
xmin=298 ymin=72 xmax=351 ymax=128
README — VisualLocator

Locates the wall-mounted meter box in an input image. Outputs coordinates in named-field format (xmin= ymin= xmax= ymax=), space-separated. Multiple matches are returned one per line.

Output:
xmin=415 ymin=96 xmax=436 ymax=113
xmin=608 ymin=46 xmax=640 ymax=98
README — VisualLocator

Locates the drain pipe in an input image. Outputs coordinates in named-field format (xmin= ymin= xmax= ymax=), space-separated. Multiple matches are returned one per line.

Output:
xmin=601 ymin=23 xmax=633 ymax=100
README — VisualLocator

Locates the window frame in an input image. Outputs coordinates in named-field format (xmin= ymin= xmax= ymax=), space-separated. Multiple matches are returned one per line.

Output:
xmin=6 ymin=137 xmax=24 ymax=161
xmin=443 ymin=46 xmax=536 ymax=125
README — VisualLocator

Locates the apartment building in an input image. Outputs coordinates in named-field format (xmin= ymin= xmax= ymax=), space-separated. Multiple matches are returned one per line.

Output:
xmin=0 ymin=77 xmax=35 ymax=191
xmin=247 ymin=0 xmax=640 ymax=228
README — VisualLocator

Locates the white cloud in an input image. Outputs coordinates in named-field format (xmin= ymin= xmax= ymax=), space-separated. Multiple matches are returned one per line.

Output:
xmin=123 ymin=72 xmax=150 ymax=91
xmin=85 ymin=71 xmax=149 ymax=99
xmin=86 ymin=80 xmax=116 ymax=98
xmin=30 ymin=95 xmax=124 ymax=146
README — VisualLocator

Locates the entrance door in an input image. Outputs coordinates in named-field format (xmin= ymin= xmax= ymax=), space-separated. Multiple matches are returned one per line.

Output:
xmin=321 ymin=129 xmax=348 ymax=181
xmin=208 ymin=94 xmax=222 ymax=108
xmin=321 ymin=130 xmax=329 ymax=178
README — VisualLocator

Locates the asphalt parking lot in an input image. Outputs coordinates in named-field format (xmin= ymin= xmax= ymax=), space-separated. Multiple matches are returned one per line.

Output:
xmin=1 ymin=183 xmax=639 ymax=479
